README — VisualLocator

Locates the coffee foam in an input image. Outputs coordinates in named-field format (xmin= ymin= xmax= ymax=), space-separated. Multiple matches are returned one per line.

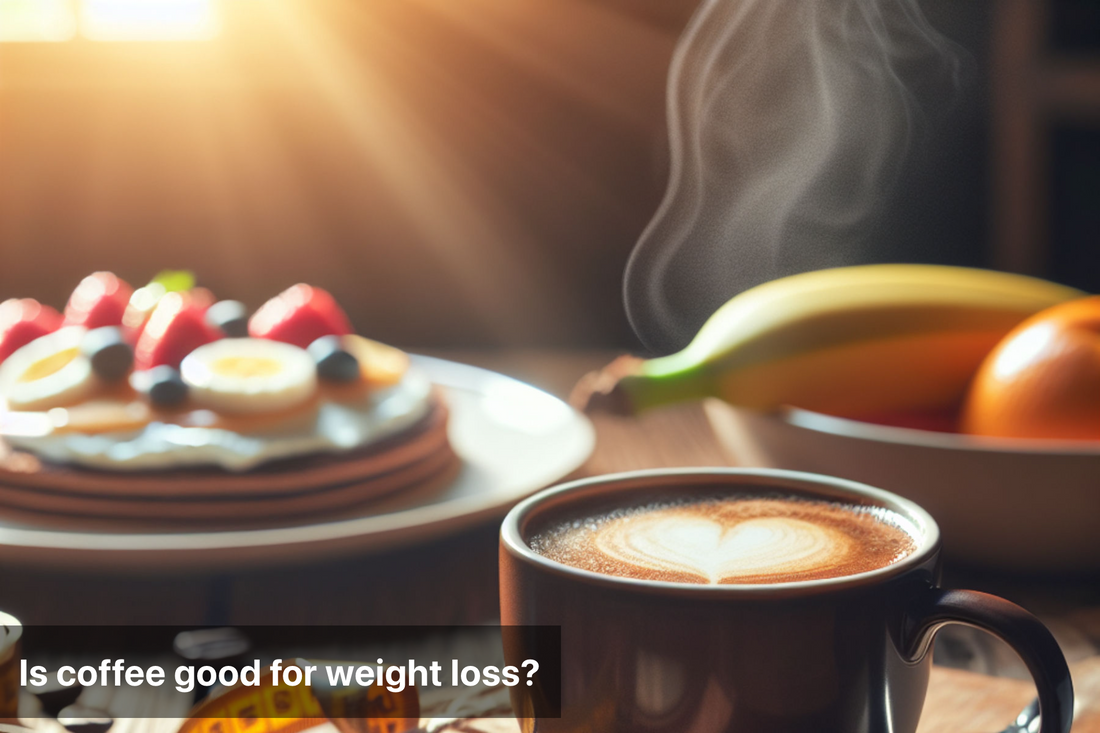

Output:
xmin=528 ymin=496 xmax=917 ymax=585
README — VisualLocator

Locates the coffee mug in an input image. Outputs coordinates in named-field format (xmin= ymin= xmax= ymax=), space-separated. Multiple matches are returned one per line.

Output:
xmin=499 ymin=468 xmax=1073 ymax=732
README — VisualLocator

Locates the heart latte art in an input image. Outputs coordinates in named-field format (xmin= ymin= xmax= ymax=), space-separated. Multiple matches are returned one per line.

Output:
xmin=528 ymin=497 xmax=916 ymax=584
xmin=595 ymin=514 xmax=850 ymax=584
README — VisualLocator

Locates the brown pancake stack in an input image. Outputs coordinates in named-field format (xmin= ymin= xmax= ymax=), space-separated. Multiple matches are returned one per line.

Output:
xmin=0 ymin=392 xmax=458 ymax=531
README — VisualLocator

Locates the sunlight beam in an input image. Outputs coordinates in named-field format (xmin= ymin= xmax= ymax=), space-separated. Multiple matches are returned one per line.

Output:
xmin=0 ymin=0 xmax=77 ymax=42
xmin=81 ymin=0 xmax=220 ymax=41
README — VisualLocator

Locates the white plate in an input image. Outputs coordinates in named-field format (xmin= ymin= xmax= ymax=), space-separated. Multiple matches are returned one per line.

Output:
xmin=0 ymin=356 xmax=595 ymax=571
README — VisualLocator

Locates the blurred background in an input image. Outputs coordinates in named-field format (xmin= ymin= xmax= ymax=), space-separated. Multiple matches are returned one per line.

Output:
xmin=0 ymin=0 xmax=1097 ymax=350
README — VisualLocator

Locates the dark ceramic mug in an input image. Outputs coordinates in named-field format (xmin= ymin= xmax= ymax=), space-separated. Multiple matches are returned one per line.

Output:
xmin=499 ymin=468 xmax=1073 ymax=733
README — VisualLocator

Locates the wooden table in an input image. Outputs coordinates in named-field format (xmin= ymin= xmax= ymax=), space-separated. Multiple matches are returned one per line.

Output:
xmin=12 ymin=350 xmax=1100 ymax=731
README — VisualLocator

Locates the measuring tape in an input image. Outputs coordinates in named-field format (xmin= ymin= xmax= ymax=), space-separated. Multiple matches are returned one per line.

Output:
xmin=177 ymin=661 xmax=420 ymax=733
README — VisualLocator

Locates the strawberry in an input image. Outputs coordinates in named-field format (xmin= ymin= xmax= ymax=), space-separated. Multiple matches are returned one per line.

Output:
xmin=249 ymin=284 xmax=352 ymax=349
xmin=0 ymin=298 xmax=63 ymax=363
xmin=124 ymin=285 xmax=215 ymax=345
xmin=63 ymin=272 xmax=134 ymax=329
xmin=133 ymin=292 xmax=220 ymax=371
xmin=188 ymin=287 xmax=216 ymax=310
xmin=122 ymin=283 xmax=167 ymax=344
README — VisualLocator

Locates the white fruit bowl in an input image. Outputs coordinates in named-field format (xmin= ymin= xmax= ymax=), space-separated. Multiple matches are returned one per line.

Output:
xmin=704 ymin=399 xmax=1100 ymax=572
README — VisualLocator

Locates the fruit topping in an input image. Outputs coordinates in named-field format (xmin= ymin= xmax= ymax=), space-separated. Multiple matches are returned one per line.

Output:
xmin=206 ymin=300 xmax=250 ymax=338
xmin=0 ymin=298 xmax=63 ymax=364
xmin=308 ymin=335 xmax=361 ymax=383
xmin=81 ymin=327 xmax=134 ymax=382
xmin=188 ymin=287 xmax=217 ymax=310
xmin=123 ymin=283 xmax=167 ymax=342
xmin=134 ymin=293 xmax=220 ymax=372
xmin=150 ymin=270 xmax=196 ymax=294
xmin=248 ymin=284 xmax=352 ymax=349
xmin=63 ymin=272 xmax=134 ymax=329
xmin=122 ymin=271 xmax=205 ymax=344
xmin=0 ymin=327 xmax=96 ymax=410
xmin=131 ymin=365 xmax=190 ymax=408
xmin=180 ymin=338 xmax=317 ymax=415
xmin=343 ymin=334 xmax=409 ymax=387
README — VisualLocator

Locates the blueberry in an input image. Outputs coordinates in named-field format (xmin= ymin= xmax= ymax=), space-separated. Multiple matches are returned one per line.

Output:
xmin=145 ymin=365 xmax=188 ymax=407
xmin=205 ymin=300 xmax=250 ymax=338
xmin=308 ymin=335 xmax=360 ymax=382
xmin=80 ymin=326 xmax=133 ymax=381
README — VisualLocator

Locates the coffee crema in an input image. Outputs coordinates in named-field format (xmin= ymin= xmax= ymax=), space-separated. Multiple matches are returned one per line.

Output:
xmin=527 ymin=496 xmax=917 ymax=585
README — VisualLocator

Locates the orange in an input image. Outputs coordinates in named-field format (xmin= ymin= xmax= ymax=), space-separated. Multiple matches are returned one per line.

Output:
xmin=962 ymin=296 xmax=1100 ymax=440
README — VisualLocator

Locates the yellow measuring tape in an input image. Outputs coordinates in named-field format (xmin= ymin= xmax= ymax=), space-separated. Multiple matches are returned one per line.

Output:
xmin=177 ymin=661 xmax=420 ymax=733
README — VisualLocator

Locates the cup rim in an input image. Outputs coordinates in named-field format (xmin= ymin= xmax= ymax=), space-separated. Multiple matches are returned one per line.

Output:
xmin=500 ymin=467 xmax=941 ymax=597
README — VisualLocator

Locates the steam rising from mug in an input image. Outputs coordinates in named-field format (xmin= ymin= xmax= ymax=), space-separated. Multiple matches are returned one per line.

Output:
xmin=624 ymin=0 xmax=962 ymax=353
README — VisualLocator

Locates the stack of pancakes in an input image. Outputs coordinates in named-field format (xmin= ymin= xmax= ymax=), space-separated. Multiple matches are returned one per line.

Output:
xmin=0 ymin=393 xmax=457 ymax=531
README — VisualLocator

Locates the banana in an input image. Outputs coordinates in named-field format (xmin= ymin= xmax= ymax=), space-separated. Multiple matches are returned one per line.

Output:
xmin=582 ymin=265 xmax=1084 ymax=416
xmin=0 ymin=327 xmax=98 ymax=411
xmin=180 ymin=338 xmax=318 ymax=415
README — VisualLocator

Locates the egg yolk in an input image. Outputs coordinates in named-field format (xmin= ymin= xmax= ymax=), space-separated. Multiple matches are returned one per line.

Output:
xmin=18 ymin=348 xmax=79 ymax=383
xmin=211 ymin=356 xmax=283 ymax=378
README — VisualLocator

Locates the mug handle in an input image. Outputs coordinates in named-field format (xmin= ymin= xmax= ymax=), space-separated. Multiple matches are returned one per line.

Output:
xmin=901 ymin=588 xmax=1074 ymax=733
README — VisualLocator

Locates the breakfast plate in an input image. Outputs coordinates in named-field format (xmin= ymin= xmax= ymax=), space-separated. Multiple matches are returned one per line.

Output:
xmin=0 ymin=356 xmax=595 ymax=570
